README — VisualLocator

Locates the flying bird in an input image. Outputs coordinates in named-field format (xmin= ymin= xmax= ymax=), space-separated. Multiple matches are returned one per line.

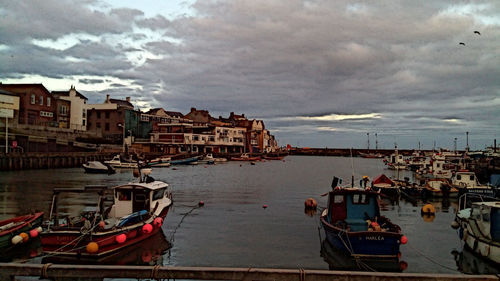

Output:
xmin=459 ymin=42 xmax=465 ymax=46
xmin=474 ymin=31 xmax=481 ymax=35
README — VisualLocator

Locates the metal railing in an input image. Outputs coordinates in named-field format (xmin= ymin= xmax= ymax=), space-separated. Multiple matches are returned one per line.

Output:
xmin=0 ymin=264 xmax=497 ymax=281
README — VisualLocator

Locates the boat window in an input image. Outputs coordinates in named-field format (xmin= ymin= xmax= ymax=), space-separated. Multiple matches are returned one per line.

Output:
xmin=152 ymin=188 xmax=166 ymax=201
xmin=135 ymin=194 xmax=146 ymax=202
xmin=117 ymin=190 xmax=131 ymax=201
xmin=352 ymin=194 xmax=369 ymax=204
xmin=470 ymin=175 xmax=474 ymax=181
xmin=333 ymin=195 xmax=344 ymax=204
xmin=457 ymin=175 xmax=461 ymax=180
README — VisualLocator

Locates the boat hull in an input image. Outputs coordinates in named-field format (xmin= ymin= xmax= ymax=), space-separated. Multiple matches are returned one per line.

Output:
xmin=0 ymin=212 xmax=44 ymax=249
xmin=170 ymin=157 xmax=199 ymax=165
xmin=41 ymin=207 xmax=170 ymax=258
xmin=321 ymin=217 xmax=402 ymax=258
xmin=463 ymin=227 xmax=500 ymax=265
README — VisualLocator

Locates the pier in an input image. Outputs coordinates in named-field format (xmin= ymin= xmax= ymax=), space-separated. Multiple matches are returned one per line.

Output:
xmin=1 ymin=264 xmax=498 ymax=281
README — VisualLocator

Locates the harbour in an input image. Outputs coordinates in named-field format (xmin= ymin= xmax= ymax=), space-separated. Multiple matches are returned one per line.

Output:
xmin=1 ymin=155 xmax=496 ymax=276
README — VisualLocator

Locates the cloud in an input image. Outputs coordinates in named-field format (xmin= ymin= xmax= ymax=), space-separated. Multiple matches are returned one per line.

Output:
xmin=0 ymin=0 xmax=499 ymax=149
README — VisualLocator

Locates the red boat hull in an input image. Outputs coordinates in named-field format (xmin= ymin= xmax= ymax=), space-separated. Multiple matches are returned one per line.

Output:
xmin=41 ymin=208 xmax=169 ymax=257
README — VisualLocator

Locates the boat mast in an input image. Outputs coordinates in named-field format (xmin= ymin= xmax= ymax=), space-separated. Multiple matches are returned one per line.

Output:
xmin=375 ymin=133 xmax=378 ymax=150
xmin=350 ymin=147 xmax=354 ymax=188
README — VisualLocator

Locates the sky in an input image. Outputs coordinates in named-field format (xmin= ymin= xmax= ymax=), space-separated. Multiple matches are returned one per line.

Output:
xmin=1 ymin=0 xmax=499 ymax=150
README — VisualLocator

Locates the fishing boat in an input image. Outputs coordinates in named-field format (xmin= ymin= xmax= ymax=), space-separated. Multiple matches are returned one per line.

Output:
xmin=169 ymin=156 xmax=199 ymax=165
xmin=0 ymin=212 xmax=44 ymax=250
xmin=446 ymin=170 xmax=495 ymax=197
xmin=82 ymin=161 xmax=116 ymax=174
xmin=422 ymin=178 xmax=457 ymax=198
xmin=371 ymin=174 xmax=400 ymax=199
xmin=231 ymin=153 xmax=261 ymax=161
xmin=104 ymin=155 xmax=140 ymax=169
xmin=145 ymin=157 xmax=171 ymax=168
xmin=320 ymin=181 xmax=407 ymax=258
xmin=40 ymin=169 xmax=173 ymax=258
xmin=198 ymin=154 xmax=215 ymax=164
xmin=453 ymin=194 xmax=500 ymax=265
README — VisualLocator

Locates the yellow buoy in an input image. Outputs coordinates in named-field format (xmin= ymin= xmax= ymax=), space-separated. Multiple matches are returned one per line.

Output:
xmin=86 ymin=242 xmax=99 ymax=253
xmin=421 ymin=203 xmax=435 ymax=215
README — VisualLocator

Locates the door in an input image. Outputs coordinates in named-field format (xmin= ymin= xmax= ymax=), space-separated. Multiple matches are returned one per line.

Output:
xmin=133 ymin=189 xmax=150 ymax=213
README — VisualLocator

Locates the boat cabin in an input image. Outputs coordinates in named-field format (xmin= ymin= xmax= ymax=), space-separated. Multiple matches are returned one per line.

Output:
xmin=452 ymin=171 xmax=480 ymax=188
xmin=109 ymin=181 xmax=171 ymax=218
xmin=326 ymin=189 xmax=381 ymax=232
xmin=469 ymin=201 xmax=500 ymax=242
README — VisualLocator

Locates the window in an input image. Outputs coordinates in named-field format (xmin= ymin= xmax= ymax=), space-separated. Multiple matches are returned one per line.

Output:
xmin=31 ymin=94 xmax=35 ymax=104
xmin=334 ymin=195 xmax=344 ymax=204
xmin=105 ymin=123 xmax=110 ymax=131
xmin=82 ymin=110 xmax=86 ymax=118
xmin=153 ymin=188 xmax=166 ymax=201
xmin=39 ymin=96 xmax=43 ymax=105
xmin=96 ymin=122 xmax=101 ymax=128
xmin=105 ymin=112 xmax=110 ymax=119
xmin=97 ymin=111 xmax=101 ymax=119
xmin=470 ymin=175 xmax=475 ymax=181
xmin=82 ymin=120 xmax=86 ymax=126
xmin=47 ymin=97 xmax=51 ymax=107
xmin=457 ymin=175 xmax=461 ymax=180
xmin=117 ymin=190 xmax=131 ymax=201
xmin=59 ymin=105 xmax=67 ymax=115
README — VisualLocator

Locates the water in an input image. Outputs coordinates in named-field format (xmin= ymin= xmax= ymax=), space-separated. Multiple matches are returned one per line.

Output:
xmin=0 ymin=156 xmax=479 ymax=273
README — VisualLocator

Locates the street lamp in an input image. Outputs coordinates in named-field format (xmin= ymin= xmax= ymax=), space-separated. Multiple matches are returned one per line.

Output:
xmin=118 ymin=123 xmax=125 ymax=153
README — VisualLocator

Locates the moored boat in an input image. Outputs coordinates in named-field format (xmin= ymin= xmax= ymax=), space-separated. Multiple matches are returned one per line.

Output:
xmin=0 ymin=212 xmax=44 ymax=250
xmin=83 ymin=161 xmax=116 ymax=174
xmin=320 ymin=183 xmax=406 ymax=258
xmin=170 ymin=156 xmax=199 ymax=165
xmin=371 ymin=174 xmax=400 ymax=199
xmin=231 ymin=153 xmax=261 ymax=161
xmin=146 ymin=157 xmax=171 ymax=167
xmin=446 ymin=170 xmax=496 ymax=197
xmin=40 ymin=169 xmax=172 ymax=258
xmin=104 ymin=155 xmax=140 ymax=169
xmin=453 ymin=194 xmax=500 ymax=265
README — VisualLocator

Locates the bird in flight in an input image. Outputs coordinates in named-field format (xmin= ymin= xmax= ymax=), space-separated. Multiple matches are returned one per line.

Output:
xmin=459 ymin=42 xmax=465 ymax=46
xmin=474 ymin=31 xmax=481 ymax=35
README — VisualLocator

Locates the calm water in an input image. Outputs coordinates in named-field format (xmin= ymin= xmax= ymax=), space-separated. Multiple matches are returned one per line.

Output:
xmin=0 ymin=156 xmax=487 ymax=274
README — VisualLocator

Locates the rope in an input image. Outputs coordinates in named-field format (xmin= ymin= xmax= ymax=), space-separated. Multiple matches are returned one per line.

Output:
xmin=151 ymin=264 xmax=161 ymax=279
xmin=240 ymin=267 xmax=253 ymax=281
xmin=299 ymin=268 xmax=306 ymax=281
xmin=40 ymin=263 xmax=52 ymax=279
xmin=168 ymin=204 xmax=201 ymax=243
xmin=407 ymin=242 xmax=457 ymax=272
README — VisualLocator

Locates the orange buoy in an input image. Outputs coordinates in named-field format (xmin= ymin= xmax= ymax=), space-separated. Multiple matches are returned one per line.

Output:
xmin=198 ymin=201 xmax=205 ymax=207
xmin=115 ymin=233 xmax=127 ymax=244
xmin=421 ymin=204 xmax=435 ymax=215
xmin=399 ymin=261 xmax=408 ymax=271
xmin=142 ymin=223 xmax=153 ymax=234
xmin=86 ymin=242 xmax=99 ymax=253
xmin=400 ymin=235 xmax=408 ymax=244
xmin=19 ymin=232 xmax=29 ymax=242
xmin=304 ymin=198 xmax=318 ymax=210
xmin=98 ymin=221 xmax=105 ymax=228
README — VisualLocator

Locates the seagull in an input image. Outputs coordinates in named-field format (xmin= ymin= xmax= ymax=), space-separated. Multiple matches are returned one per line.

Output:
xmin=474 ymin=31 xmax=481 ymax=35
xmin=459 ymin=42 xmax=465 ymax=46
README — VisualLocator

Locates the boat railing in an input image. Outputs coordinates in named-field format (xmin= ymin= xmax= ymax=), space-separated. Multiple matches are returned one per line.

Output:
xmin=457 ymin=193 xmax=498 ymax=212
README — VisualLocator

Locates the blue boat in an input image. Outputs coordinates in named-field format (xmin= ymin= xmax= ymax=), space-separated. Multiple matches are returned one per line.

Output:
xmin=169 ymin=156 xmax=199 ymax=165
xmin=320 ymin=186 xmax=406 ymax=258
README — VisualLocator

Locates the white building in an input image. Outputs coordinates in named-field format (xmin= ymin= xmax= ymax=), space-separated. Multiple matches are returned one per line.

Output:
xmin=52 ymin=86 xmax=88 ymax=131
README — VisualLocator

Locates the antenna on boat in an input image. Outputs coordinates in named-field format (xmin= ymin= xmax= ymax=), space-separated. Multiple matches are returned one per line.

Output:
xmin=350 ymin=147 xmax=354 ymax=188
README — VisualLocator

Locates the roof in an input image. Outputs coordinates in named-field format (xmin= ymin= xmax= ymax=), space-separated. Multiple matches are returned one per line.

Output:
xmin=372 ymin=174 xmax=394 ymax=186
xmin=51 ymin=90 xmax=88 ymax=100
xmin=109 ymin=98 xmax=133 ymax=109
xmin=0 ymin=83 xmax=52 ymax=95
xmin=113 ymin=181 xmax=169 ymax=191
xmin=0 ymin=89 xmax=16 ymax=96
xmin=164 ymin=111 xmax=184 ymax=118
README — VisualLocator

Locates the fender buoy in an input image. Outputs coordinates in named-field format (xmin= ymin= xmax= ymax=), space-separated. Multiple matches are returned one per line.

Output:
xmin=421 ymin=204 xmax=435 ymax=215
xmin=115 ymin=233 xmax=127 ymax=244
xmin=304 ymin=198 xmax=317 ymax=210
xmin=142 ymin=223 xmax=153 ymax=234
xmin=86 ymin=242 xmax=99 ymax=253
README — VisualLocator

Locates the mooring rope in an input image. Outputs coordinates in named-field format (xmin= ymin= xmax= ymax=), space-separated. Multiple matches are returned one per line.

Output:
xmin=40 ymin=263 xmax=52 ymax=279
xmin=167 ymin=203 xmax=202 ymax=244
xmin=406 ymin=242 xmax=457 ymax=272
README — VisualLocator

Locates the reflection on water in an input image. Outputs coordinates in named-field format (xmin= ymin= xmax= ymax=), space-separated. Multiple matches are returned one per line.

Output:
xmin=452 ymin=247 xmax=500 ymax=275
xmin=320 ymin=239 xmax=405 ymax=272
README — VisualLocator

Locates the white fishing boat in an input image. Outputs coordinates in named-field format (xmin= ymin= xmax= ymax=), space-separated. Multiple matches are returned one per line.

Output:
xmin=104 ymin=155 xmax=140 ymax=169
xmin=146 ymin=157 xmax=171 ymax=168
xmin=447 ymin=170 xmax=495 ymax=197
xmin=454 ymin=195 xmax=500 ymax=265
xmin=82 ymin=161 xmax=115 ymax=174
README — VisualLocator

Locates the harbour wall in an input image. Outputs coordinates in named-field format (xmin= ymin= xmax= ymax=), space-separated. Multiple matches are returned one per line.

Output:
xmin=0 ymin=152 xmax=116 ymax=171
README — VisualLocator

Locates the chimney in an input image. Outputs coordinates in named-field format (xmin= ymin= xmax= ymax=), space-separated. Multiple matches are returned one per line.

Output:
xmin=230 ymin=112 xmax=234 ymax=118
xmin=191 ymin=107 xmax=196 ymax=112
xmin=242 ymin=114 xmax=245 ymax=118
xmin=105 ymin=94 xmax=110 ymax=103
xmin=126 ymin=97 xmax=130 ymax=103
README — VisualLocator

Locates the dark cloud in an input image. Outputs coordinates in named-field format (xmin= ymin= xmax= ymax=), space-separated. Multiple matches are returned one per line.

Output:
xmin=0 ymin=0 xmax=499 ymax=148
xmin=79 ymin=78 xmax=105 ymax=84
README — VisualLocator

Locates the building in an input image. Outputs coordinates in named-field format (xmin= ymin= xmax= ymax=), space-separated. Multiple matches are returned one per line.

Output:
xmin=184 ymin=107 xmax=214 ymax=126
xmin=52 ymin=86 xmax=88 ymax=131
xmin=0 ymin=83 xmax=57 ymax=127
xmin=86 ymin=95 xmax=133 ymax=143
